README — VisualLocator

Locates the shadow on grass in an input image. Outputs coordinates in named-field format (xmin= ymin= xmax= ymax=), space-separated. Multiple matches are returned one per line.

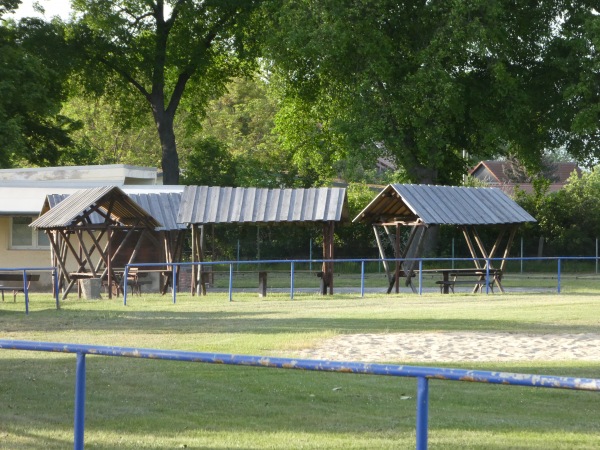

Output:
xmin=3 ymin=307 xmax=600 ymax=336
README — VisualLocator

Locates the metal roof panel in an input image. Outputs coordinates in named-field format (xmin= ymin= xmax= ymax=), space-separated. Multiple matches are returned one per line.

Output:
xmin=353 ymin=184 xmax=536 ymax=225
xmin=178 ymin=186 xmax=348 ymax=225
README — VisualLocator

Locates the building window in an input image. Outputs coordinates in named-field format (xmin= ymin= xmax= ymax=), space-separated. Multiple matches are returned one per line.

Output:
xmin=10 ymin=217 xmax=49 ymax=249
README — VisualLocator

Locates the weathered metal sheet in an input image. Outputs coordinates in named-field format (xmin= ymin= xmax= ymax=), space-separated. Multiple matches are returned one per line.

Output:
xmin=127 ymin=193 xmax=185 ymax=231
xmin=42 ymin=192 xmax=183 ymax=231
xmin=354 ymin=184 xmax=536 ymax=225
xmin=30 ymin=186 xmax=161 ymax=229
xmin=178 ymin=186 xmax=349 ymax=225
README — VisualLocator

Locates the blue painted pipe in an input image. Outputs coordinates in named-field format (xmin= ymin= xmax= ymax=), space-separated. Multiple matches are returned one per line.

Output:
xmin=74 ymin=353 xmax=86 ymax=450
xmin=416 ymin=377 xmax=429 ymax=450
xmin=1 ymin=340 xmax=599 ymax=392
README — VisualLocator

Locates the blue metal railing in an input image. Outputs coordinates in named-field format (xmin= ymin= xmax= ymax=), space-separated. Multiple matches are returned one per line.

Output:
xmin=4 ymin=256 xmax=599 ymax=309
xmin=122 ymin=256 xmax=600 ymax=304
xmin=1 ymin=339 xmax=598 ymax=450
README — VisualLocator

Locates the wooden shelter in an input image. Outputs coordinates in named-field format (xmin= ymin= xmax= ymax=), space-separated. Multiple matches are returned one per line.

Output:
xmin=354 ymin=184 xmax=536 ymax=293
xmin=31 ymin=186 xmax=162 ymax=299
xmin=42 ymin=191 xmax=188 ymax=296
xmin=177 ymin=186 xmax=349 ymax=295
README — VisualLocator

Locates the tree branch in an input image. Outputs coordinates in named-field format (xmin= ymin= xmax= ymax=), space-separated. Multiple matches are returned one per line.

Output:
xmin=96 ymin=55 xmax=152 ymax=102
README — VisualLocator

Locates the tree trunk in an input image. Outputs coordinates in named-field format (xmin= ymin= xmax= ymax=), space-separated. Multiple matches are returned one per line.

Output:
xmin=154 ymin=109 xmax=179 ymax=185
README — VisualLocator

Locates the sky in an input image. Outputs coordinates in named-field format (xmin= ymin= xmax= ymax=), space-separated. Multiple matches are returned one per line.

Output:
xmin=8 ymin=0 xmax=73 ymax=21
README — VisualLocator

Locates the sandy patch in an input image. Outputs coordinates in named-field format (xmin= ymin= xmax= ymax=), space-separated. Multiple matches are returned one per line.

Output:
xmin=296 ymin=332 xmax=600 ymax=363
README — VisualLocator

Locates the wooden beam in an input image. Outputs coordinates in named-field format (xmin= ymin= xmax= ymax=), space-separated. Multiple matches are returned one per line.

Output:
xmin=373 ymin=225 xmax=393 ymax=290
xmin=461 ymin=226 xmax=482 ymax=269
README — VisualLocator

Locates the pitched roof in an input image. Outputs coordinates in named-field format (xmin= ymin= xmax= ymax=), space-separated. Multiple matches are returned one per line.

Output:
xmin=30 ymin=186 xmax=161 ymax=229
xmin=178 ymin=186 xmax=349 ymax=225
xmin=470 ymin=160 xmax=581 ymax=184
xmin=354 ymin=184 xmax=536 ymax=225
xmin=44 ymin=192 xmax=184 ymax=231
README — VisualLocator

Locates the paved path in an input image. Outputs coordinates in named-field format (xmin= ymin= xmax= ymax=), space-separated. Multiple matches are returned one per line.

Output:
xmin=296 ymin=332 xmax=600 ymax=363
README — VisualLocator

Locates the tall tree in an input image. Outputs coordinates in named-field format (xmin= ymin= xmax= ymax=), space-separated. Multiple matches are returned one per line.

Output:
xmin=68 ymin=0 xmax=263 ymax=184
xmin=264 ymin=0 xmax=568 ymax=185
xmin=547 ymin=3 xmax=600 ymax=167
xmin=0 ymin=1 xmax=78 ymax=167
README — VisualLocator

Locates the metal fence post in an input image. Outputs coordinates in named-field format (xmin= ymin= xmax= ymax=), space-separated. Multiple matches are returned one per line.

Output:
xmin=485 ymin=259 xmax=490 ymax=295
xmin=290 ymin=261 xmax=295 ymax=300
xmin=416 ymin=376 xmax=429 ymax=450
xmin=123 ymin=266 xmax=129 ymax=306
xmin=171 ymin=265 xmax=177 ymax=304
xmin=23 ymin=270 xmax=29 ymax=315
xmin=418 ymin=260 xmax=423 ymax=295
xmin=74 ymin=352 xmax=86 ymax=450
xmin=229 ymin=264 xmax=233 ymax=302
xmin=53 ymin=267 xmax=60 ymax=309
xmin=557 ymin=258 xmax=561 ymax=294
xmin=360 ymin=260 xmax=365 ymax=298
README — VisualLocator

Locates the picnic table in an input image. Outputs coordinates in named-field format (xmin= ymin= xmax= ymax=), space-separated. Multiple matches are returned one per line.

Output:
xmin=412 ymin=268 xmax=504 ymax=294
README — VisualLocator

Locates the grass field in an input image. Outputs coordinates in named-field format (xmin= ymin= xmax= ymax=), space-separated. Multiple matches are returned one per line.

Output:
xmin=1 ymin=290 xmax=600 ymax=449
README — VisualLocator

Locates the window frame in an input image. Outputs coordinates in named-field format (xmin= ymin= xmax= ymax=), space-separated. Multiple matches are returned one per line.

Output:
xmin=9 ymin=216 xmax=50 ymax=250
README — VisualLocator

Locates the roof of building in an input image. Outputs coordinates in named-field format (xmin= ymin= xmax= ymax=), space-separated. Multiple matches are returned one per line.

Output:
xmin=0 ymin=164 xmax=159 ymax=185
xmin=470 ymin=160 xmax=582 ymax=186
xmin=0 ymin=183 xmax=184 ymax=216
xmin=178 ymin=186 xmax=349 ymax=225
xmin=354 ymin=184 xmax=536 ymax=225
xmin=31 ymin=186 xmax=161 ymax=229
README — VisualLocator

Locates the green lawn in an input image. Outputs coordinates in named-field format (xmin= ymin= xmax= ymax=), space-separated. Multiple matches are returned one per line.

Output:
xmin=1 ymin=291 xmax=599 ymax=449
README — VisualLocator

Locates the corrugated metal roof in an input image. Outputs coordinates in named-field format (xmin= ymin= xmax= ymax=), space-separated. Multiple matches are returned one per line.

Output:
xmin=353 ymin=184 xmax=536 ymax=225
xmin=43 ymin=192 xmax=184 ymax=231
xmin=128 ymin=193 xmax=185 ymax=231
xmin=30 ymin=186 xmax=161 ymax=229
xmin=178 ymin=186 xmax=349 ymax=225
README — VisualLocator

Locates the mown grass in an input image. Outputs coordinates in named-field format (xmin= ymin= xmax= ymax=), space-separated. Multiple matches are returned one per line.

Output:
xmin=1 ymin=291 xmax=600 ymax=449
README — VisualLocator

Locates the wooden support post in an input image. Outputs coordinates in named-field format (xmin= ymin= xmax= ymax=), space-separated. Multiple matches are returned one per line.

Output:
xmin=462 ymin=226 xmax=482 ymax=269
xmin=321 ymin=221 xmax=335 ymax=295
xmin=373 ymin=225 xmax=393 ymax=291
xmin=258 ymin=271 xmax=267 ymax=297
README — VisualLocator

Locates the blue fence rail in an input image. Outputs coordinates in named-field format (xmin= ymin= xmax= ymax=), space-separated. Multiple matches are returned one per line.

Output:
xmin=122 ymin=256 xmax=600 ymax=304
xmin=1 ymin=339 xmax=599 ymax=450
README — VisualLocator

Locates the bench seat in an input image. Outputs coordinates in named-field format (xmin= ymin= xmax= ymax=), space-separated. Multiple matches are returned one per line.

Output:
xmin=0 ymin=274 xmax=40 ymax=302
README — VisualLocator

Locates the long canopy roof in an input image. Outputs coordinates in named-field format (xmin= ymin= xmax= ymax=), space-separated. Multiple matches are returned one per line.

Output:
xmin=178 ymin=186 xmax=349 ymax=225
xmin=354 ymin=184 xmax=536 ymax=225
xmin=31 ymin=186 xmax=161 ymax=229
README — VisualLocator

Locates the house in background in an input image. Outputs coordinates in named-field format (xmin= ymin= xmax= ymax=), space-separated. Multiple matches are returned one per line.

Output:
xmin=469 ymin=160 xmax=582 ymax=196
xmin=0 ymin=165 xmax=181 ymax=285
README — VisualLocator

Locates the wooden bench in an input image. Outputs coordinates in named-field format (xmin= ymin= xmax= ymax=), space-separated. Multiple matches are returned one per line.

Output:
xmin=435 ymin=279 xmax=494 ymax=294
xmin=0 ymin=273 xmax=40 ymax=302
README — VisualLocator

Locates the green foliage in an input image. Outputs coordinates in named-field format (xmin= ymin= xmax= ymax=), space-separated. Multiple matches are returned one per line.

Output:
xmin=195 ymin=76 xmax=301 ymax=188
xmin=515 ymin=167 xmax=600 ymax=256
xmin=333 ymin=183 xmax=380 ymax=258
xmin=66 ymin=0 xmax=265 ymax=184
xmin=263 ymin=0 xmax=572 ymax=185
xmin=0 ymin=15 xmax=80 ymax=167
xmin=61 ymin=96 xmax=162 ymax=167
xmin=181 ymin=137 xmax=236 ymax=186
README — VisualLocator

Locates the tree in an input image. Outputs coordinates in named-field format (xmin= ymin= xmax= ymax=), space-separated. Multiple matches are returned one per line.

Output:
xmin=61 ymin=95 xmax=162 ymax=166
xmin=0 ymin=2 xmax=79 ymax=167
xmin=68 ymin=0 xmax=264 ymax=184
xmin=263 ymin=1 xmax=569 ymax=185
xmin=547 ymin=3 xmax=600 ymax=167
xmin=180 ymin=136 xmax=236 ymax=186
xmin=195 ymin=76 xmax=305 ymax=188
